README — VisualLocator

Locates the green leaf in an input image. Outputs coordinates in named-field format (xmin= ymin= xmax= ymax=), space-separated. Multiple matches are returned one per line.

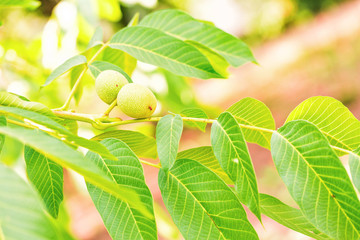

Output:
xmin=0 ymin=115 xmax=6 ymax=154
xmin=0 ymin=126 xmax=149 ymax=217
xmin=7 ymin=92 xmax=30 ymax=101
xmin=180 ymin=108 xmax=208 ymax=132
xmin=43 ymin=55 xmax=87 ymax=86
xmin=86 ymin=138 xmax=157 ymax=240
xmin=159 ymin=70 xmax=197 ymax=111
xmin=185 ymin=40 xmax=229 ymax=78
xmin=109 ymin=26 xmax=223 ymax=79
xmin=226 ymin=97 xmax=275 ymax=149
xmin=211 ymin=112 xmax=261 ymax=221
xmin=87 ymin=26 xmax=103 ymax=49
xmin=177 ymin=146 xmax=232 ymax=184
xmin=0 ymin=136 xmax=22 ymax=165
xmin=349 ymin=148 xmax=360 ymax=193
xmin=259 ymin=194 xmax=332 ymax=240
xmin=0 ymin=106 xmax=70 ymax=134
xmin=100 ymin=48 xmax=137 ymax=77
xmin=0 ymin=225 xmax=4 ymax=239
xmin=58 ymin=118 xmax=78 ymax=134
xmin=0 ymin=163 xmax=62 ymax=239
xmin=286 ymin=96 xmax=360 ymax=155
xmin=271 ymin=120 xmax=360 ymax=239
xmin=92 ymin=130 xmax=157 ymax=159
xmin=153 ymin=202 xmax=181 ymax=239
xmin=128 ymin=12 xmax=140 ymax=27
xmin=0 ymin=91 xmax=55 ymax=118
xmin=24 ymin=147 xmax=63 ymax=219
xmin=82 ymin=44 xmax=102 ymax=61
xmin=0 ymin=104 xmax=116 ymax=161
xmin=159 ymin=158 xmax=259 ymax=240
xmin=156 ymin=115 xmax=183 ymax=170
xmin=197 ymin=19 xmax=215 ymax=26
xmin=65 ymin=134 xmax=117 ymax=161
xmin=140 ymin=9 xmax=256 ymax=67
xmin=69 ymin=65 xmax=86 ymax=105
xmin=0 ymin=0 xmax=40 ymax=9
xmin=89 ymin=61 xmax=133 ymax=83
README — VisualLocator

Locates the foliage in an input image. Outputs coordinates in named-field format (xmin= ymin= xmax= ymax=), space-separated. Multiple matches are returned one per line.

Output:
xmin=0 ymin=8 xmax=359 ymax=240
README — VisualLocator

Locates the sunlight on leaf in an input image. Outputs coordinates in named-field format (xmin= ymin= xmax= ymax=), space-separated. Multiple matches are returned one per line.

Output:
xmin=87 ymin=26 xmax=103 ymax=49
xmin=156 ymin=114 xmax=183 ymax=170
xmin=177 ymin=146 xmax=232 ymax=184
xmin=260 ymin=193 xmax=332 ymax=240
xmin=349 ymin=148 xmax=360 ymax=193
xmin=92 ymin=130 xmax=157 ymax=159
xmin=226 ymin=97 xmax=275 ymax=149
xmin=0 ymin=163 xmax=64 ymax=239
xmin=159 ymin=158 xmax=259 ymax=239
xmin=43 ymin=55 xmax=87 ymax=86
xmin=286 ymin=96 xmax=360 ymax=155
xmin=180 ymin=108 xmax=208 ymax=132
xmin=271 ymin=120 xmax=360 ymax=239
xmin=0 ymin=116 xmax=6 ymax=155
xmin=86 ymin=138 xmax=157 ymax=239
xmin=24 ymin=147 xmax=63 ymax=219
xmin=109 ymin=26 xmax=223 ymax=79
xmin=0 ymin=126 xmax=149 ymax=217
xmin=140 ymin=9 xmax=256 ymax=67
xmin=89 ymin=61 xmax=133 ymax=83
xmin=211 ymin=112 xmax=261 ymax=221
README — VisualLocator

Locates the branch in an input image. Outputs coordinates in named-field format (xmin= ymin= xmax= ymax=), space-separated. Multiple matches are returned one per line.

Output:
xmin=52 ymin=110 xmax=276 ymax=133
xmin=52 ymin=110 xmax=354 ymax=159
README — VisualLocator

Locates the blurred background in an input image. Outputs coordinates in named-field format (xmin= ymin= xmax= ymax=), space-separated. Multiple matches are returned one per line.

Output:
xmin=0 ymin=0 xmax=359 ymax=239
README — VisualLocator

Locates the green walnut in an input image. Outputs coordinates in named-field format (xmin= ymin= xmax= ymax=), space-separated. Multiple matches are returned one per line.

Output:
xmin=117 ymin=83 xmax=157 ymax=118
xmin=95 ymin=70 xmax=128 ymax=104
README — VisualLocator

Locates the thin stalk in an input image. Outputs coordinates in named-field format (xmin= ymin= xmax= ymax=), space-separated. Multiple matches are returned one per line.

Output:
xmin=7 ymin=118 xmax=86 ymax=149
xmin=7 ymin=119 xmax=36 ymax=129
xmin=139 ymin=159 xmax=161 ymax=168
xmin=53 ymin=111 xmax=99 ymax=123
xmin=58 ymin=67 xmax=88 ymax=110
xmin=103 ymin=100 xmax=118 ymax=117
xmin=57 ymin=43 xmax=108 ymax=111
xmin=88 ymin=43 xmax=108 ymax=63
xmin=97 ymin=117 xmax=162 ymax=128
xmin=331 ymin=145 xmax=353 ymax=155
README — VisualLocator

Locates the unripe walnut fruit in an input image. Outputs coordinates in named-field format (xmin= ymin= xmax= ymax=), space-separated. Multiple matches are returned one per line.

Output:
xmin=117 ymin=83 xmax=157 ymax=118
xmin=95 ymin=70 xmax=128 ymax=104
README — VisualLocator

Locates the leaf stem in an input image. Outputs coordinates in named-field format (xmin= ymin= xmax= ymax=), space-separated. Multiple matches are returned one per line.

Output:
xmin=103 ymin=100 xmax=118 ymax=117
xmin=6 ymin=118 xmax=79 ymax=147
xmin=56 ymin=43 xmax=108 ymax=111
xmin=330 ymin=145 xmax=353 ymax=155
xmin=53 ymin=110 xmax=99 ymax=123
xmin=58 ymin=67 xmax=88 ymax=111
xmin=139 ymin=159 xmax=161 ymax=168
xmin=7 ymin=119 xmax=35 ymax=129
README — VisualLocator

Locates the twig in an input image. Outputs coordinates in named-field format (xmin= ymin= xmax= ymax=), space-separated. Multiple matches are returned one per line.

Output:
xmin=103 ymin=100 xmax=118 ymax=117
xmin=56 ymin=43 xmax=108 ymax=111
xmin=52 ymin=110 xmax=354 ymax=159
